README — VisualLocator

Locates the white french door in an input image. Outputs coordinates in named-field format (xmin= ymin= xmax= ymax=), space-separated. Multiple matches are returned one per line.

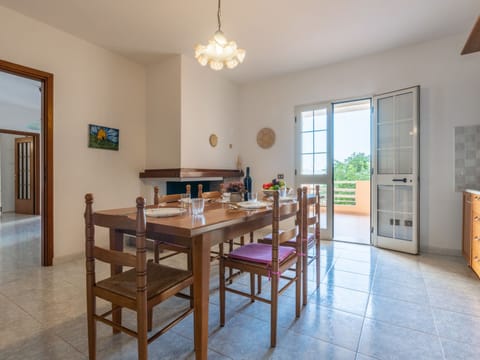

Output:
xmin=295 ymin=103 xmax=333 ymax=239
xmin=372 ymin=86 xmax=419 ymax=254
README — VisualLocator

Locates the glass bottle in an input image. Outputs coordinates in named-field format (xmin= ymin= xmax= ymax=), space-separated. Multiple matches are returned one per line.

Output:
xmin=243 ymin=166 xmax=252 ymax=201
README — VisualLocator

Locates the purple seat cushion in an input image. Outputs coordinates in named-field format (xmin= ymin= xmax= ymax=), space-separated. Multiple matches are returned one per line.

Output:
xmin=228 ymin=243 xmax=295 ymax=265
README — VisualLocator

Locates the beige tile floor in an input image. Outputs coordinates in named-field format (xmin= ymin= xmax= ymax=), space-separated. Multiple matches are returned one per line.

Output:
xmin=1 ymin=213 xmax=480 ymax=359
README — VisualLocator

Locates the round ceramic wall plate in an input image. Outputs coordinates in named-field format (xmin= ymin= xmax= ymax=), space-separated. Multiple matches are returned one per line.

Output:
xmin=256 ymin=127 xmax=275 ymax=149
xmin=209 ymin=134 xmax=218 ymax=147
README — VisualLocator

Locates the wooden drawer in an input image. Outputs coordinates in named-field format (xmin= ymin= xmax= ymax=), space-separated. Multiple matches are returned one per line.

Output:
xmin=472 ymin=222 xmax=480 ymax=277
xmin=472 ymin=243 xmax=480 ymax=277
xmin=473 ymin=194 xmax=480 ymax=212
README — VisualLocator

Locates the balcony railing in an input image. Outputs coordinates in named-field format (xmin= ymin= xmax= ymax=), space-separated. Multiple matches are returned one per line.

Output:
xmin=302 ymin=180 xmax=370 ymax=215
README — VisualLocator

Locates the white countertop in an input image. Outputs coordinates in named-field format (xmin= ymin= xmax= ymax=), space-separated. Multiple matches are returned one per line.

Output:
xmin=465 ymin=189 xmax=480 ymax=195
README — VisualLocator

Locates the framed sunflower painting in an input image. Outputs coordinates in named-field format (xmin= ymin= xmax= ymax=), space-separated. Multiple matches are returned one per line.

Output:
xmin=88 ymin=124 xmax=119 ymax=151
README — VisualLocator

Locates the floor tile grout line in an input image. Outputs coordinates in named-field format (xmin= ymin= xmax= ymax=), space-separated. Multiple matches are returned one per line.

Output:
xmin=423 ymin=268 xmax=447 ymax=360
xmin=353 ymin=248 xmax=379 ymax=357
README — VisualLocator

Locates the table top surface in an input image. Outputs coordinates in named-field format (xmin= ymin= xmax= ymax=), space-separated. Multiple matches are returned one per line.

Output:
xmin=94 ymin=200 xmax=280 ymax=238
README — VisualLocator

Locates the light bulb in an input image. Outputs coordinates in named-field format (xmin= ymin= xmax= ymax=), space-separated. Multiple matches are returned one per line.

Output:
xmin=209 ymin=60 xmax=224 ymax=71
xmin=225 ymin=58 xmax=239 ymax=69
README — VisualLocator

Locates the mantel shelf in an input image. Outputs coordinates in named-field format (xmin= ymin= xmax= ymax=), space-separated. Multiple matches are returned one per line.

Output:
xmin=139 ymin=168 xmax=243 ymax=179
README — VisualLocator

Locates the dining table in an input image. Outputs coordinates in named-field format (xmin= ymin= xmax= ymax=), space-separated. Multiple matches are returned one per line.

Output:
xmin=94 ymin=199 xmax=280 ymax=360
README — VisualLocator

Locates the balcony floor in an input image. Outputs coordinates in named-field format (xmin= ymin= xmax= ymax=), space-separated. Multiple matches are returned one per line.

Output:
xmin=333 ymin=211 xmax=371 ymax=245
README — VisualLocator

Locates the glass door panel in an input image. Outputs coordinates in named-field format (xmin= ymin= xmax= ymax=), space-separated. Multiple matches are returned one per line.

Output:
xmin=296 ymin=103 xmax=332 ymax=239
xmin=372 ymin=86 xmax=419 ymax=254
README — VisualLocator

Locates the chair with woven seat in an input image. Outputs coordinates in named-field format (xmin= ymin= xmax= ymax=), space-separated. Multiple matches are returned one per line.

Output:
xmin=84 ymin=194 xmax=194 ymax=360
xmin=259 ymin=185 xmax=320 ymax=305
xmin=219 ymin=190 xmax=302 ymax=347
xmin=152 ymin=186 xmax=191 ymax=263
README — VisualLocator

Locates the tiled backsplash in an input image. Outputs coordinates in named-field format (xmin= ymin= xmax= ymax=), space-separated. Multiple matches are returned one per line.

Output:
xmin=455 ymin=125 xmax=480 ymax=191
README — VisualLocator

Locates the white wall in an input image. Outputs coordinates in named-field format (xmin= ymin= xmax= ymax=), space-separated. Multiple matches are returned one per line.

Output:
xmin=145 ymin=56 xmax=181 ymax=169
xmin=239 ymin=33 xmax=480 ymax=254
xmin=0 ymin=133 xmax=19 ymax=212
xmin=180 ymin=56 xmax=239 ymax=169
xmin=0 ymin=6 xmax=147 ymax=259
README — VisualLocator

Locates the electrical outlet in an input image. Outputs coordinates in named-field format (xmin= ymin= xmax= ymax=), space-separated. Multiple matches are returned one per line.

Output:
xmin=277 ymin=173 xmax=284 ymax=179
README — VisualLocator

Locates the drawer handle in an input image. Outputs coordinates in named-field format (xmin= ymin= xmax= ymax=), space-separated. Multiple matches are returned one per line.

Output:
xmin=475 ymin=256 xmax=480 ymax=262
xmin=475 ymin=236 xmax=480 ymax=241
xmin=475 ymin=216 xmax=480 ymax=221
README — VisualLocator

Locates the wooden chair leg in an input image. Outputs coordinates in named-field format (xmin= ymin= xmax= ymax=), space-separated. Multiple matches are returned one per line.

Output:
xmin=148 ymin=309 xmax=153 ymax=332
xmin=270 ymin=275 xmax=279 ymax=348
xmin=316 ymin=241 xmax=320 ymax=288
xmin=228 ymin=240 xmax=234 ymax=284
xmin=86 ymin=290 xmax=96 ymax=360
xmin=295 ymin=258 xmax=302 ymax=318
xmin=250 ymin=273 xmax=255 ymax=302
xmin=249 ymin=232 xmax=254 ymax=243
xmin=154 ymin=241 xmax=159 ymax=263
xmin=303 ymin=246 xmax=308 ymax=306
xmin=257 ymin=275 xmax=262 ymax=294
xmin=137 ymin=303 xmax=148 ymax=360
xmin=219 ymin=258 xmax=226 ymax=327
xmin=187 ymin=250 xmax=194 ymax=308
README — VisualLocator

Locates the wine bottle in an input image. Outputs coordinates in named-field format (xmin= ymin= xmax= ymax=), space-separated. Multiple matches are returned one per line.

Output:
xmin=243 ymin=166 xmax=252 ymax=201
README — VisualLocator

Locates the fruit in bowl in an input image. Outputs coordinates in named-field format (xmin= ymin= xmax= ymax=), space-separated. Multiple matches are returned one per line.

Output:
xmin=262 ymin=179 xmax=286 ymax=196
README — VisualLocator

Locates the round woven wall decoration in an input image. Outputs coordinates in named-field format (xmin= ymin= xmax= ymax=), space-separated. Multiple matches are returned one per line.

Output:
xmin=256 ymin=127 xmax=276 ymax=149
xmin=209 ymin=134 xmax=218 ymax=147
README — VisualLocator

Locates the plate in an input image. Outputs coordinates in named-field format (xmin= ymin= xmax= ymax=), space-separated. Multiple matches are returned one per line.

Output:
xmin=179 ymin=198 xmax=192 ymax=204
xmin=236 ymin=201 xmax=269 ymax=209
xmin=145 ymin=208 xmax=186 ymax=218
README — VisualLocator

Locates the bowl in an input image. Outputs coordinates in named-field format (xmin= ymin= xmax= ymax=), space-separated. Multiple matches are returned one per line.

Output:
xmin=262 ymin=189 xmax=276 ymax=197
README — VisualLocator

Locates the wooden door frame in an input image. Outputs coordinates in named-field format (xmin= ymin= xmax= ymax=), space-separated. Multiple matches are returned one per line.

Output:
xmin=1 ymin=129 xmax=40 ymax=215
xmin=0 ymin=59 xmax=54 ymax=266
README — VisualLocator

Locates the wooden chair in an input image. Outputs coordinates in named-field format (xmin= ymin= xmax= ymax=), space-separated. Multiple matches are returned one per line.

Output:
xmin=85 ymin=194 xmax=193 ymax=360
xmin=201 ymin=190 xmax=222 ymax=200
xmin=219 ymin=190 xmax=302 ymax=347
xmin=259 ymin=185 xmax=320 ymax=305
xmin=152 ymin=186 xmax=190 ymax=263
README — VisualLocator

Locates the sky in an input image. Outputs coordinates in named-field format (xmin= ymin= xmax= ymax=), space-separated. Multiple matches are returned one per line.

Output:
xmin=333 ymin=108 xmax=371 ymax=162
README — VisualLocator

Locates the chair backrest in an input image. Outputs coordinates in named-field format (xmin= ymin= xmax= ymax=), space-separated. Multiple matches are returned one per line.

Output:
xmin=270 ymin=189 xmax=301 ymax=272
xmin=302 ymin=185 xmax=320 ymax=242
xmin=201 ymin=191 xmax=222 ymax=200
xmin=85 ymin=193 xmax=147 ymax=279
xmin=198 ymin=184 xmax=203 ymax=198
xmin=154 ymin=185 xmax=191 ymax=206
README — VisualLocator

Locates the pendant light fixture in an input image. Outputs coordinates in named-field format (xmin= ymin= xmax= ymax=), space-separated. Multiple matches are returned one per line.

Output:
xmin=194 ymin=0 xmax=246 ymax=70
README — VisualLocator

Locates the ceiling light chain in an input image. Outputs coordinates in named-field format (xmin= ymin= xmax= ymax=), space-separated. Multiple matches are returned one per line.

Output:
xmin=194 ymin=0 xmax=246 ymax=71
xmin=217 ymin=0 xmax=222 ymax=32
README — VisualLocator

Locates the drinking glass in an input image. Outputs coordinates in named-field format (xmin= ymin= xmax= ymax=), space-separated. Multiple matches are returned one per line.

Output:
xmin=247 ymin=191 xmax=257 ymax=202
xmin=279 ymin=187 xmax=287 ymax=198
xmin=180 ymin=193 xmax=191 ymax=208
xmin=191 ymin=198 xmax=205 ymax=215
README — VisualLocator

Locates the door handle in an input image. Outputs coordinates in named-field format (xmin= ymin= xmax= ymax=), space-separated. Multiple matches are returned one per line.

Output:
xmin=392 ymin=178 xmax=407 ymax=183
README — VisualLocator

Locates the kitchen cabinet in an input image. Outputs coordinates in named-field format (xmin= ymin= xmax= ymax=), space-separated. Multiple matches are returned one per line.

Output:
xmin=463 ymin=190 xmax=480 ymax=277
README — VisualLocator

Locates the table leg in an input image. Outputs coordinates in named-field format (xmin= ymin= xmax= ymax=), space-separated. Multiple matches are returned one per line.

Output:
xmin=110 ymin=229 xmax=124 ymax=334
xmin=192 ymin=234 xmax=210 ymax=359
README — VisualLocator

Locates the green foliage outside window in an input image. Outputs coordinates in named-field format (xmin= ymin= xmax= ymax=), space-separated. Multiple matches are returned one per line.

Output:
xmin=334 ymin=153 xmax=370 ymax=205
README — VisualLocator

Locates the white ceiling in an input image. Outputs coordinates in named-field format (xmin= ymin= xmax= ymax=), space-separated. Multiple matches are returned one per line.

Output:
xmin=0 ymin=0 xmax=478 ymax=83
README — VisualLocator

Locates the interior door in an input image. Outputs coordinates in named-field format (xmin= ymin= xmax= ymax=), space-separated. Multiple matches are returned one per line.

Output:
xmin=295 ymin=103 xmax=333 ymax=239
xmin=372 ymin=86 xmax=419 ymax=254
xmin=15 ymin=136 xmax=35 ymax=214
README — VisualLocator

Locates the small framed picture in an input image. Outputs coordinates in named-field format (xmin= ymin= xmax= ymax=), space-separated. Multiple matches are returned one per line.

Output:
xmin=88 ymin=124 xmax=119 ymax=151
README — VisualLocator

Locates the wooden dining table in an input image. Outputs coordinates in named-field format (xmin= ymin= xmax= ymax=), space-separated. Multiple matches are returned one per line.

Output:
xmin=94 ymin=200 xmax=276 ymax=360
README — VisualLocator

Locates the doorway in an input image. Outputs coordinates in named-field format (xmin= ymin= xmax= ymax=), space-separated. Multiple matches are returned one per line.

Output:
xmin=333 ymin=99 xmax=371 ymax=244
xmin=0 ymin=59 xmax=53 ymax=266
xmin=295 ymin=87 xmax=419 ymax=253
